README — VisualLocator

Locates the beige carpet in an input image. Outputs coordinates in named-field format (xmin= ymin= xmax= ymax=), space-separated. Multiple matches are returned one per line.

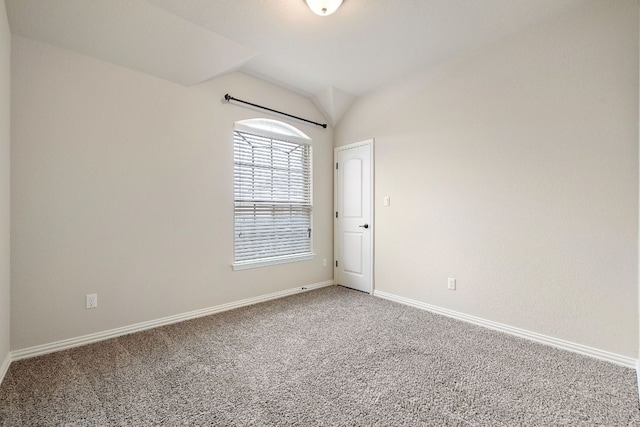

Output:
xmin=0 ymin=286 xmax=638 ymax=426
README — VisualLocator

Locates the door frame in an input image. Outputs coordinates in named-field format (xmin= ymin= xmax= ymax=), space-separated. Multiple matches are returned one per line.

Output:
xmin=334 ymin=139 xmax=375 ymax=294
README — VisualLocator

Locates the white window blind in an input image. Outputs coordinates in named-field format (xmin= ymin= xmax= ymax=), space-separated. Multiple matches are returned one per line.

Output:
xmin=233 ymin=126 xmax=312 ymax=267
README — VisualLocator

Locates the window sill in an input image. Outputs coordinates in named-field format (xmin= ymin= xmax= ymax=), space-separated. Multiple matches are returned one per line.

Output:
xmin=232 ymin=253 xmax=316 ymax=271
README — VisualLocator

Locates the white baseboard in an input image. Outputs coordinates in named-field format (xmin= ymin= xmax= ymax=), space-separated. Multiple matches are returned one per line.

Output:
xmin=636 ymin=360 xmax=640 ymax=401
xmin=11 ymin=280 xmax=334 ymax=362
xmin=0 ymin=351 xmax=10 ymax=386
xmin=374 ymin=290 xmax=637 ymax=369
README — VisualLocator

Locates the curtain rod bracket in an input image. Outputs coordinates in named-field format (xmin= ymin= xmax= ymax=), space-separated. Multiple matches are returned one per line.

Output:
xmin=224 ymin=93 xmax=327 ymax=129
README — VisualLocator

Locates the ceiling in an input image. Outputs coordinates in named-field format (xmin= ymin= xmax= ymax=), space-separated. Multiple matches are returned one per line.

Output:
xmin=5 ymin=0 xmax=589 ymax=125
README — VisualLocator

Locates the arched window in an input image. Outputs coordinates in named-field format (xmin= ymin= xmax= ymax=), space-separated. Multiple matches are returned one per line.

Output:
xmin=232 ymin=119 xmax=314 ymax=269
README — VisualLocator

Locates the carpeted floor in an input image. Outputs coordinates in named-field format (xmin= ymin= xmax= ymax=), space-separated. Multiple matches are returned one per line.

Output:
xmin=0 ymin=285 xmax=638 ymax=426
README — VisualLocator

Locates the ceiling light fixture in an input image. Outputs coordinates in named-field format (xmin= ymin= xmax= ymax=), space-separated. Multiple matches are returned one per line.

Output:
xmin=304 ymin=0 xmax=343 ymax=16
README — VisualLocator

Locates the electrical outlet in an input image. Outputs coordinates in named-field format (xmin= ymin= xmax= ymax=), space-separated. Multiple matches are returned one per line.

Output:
xmin=448 ymin=278 xmax=456 ymax=290
xmin=86 ymin=293 xmax=98 ymax=309
xmin=322 ymin=259 xmax=327 ymax=267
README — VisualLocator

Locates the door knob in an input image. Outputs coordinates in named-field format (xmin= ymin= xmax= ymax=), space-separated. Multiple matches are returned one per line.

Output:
xmin=359 ymin=224 xmax=369 ymax=229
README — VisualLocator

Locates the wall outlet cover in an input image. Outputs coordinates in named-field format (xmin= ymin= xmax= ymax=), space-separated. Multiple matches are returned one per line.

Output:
xmin=86 ymin=294 xmax=98 ymax=309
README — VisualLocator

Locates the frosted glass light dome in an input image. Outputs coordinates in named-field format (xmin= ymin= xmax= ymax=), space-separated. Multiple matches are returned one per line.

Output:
xmin=304 ymin=0 xmax=343 ymax=16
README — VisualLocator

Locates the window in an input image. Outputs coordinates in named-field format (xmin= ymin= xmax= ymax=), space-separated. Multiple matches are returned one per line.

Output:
xmin=232 ymin=119 xmax=314 ymax=270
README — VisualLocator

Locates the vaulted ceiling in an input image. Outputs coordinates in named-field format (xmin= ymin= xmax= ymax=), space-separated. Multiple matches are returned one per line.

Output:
xmin=5 ymin=0 xmax=589 ymax=125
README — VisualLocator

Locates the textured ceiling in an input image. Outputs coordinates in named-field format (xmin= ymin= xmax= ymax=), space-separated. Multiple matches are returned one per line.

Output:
xmin=6 ymin=0 xmax=590 ymax=125
xmin=5 ymin=0 xmax=256 ymax=86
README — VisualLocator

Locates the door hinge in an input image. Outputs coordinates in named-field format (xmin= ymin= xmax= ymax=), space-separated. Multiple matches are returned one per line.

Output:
xmin=335 ymin=260 xmax=338 ymax=267
xmin=336 ymin=162 xmax=338 ymax=170
xmin=336 ymin=212 xmax=338 ymax=218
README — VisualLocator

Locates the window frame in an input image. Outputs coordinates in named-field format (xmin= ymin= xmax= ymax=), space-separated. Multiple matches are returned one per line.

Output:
xmin=232 ymin=119 xmax=315 ymax=271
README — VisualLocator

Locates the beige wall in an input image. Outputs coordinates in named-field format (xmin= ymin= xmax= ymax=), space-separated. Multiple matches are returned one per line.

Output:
xmin=0 ymin=0 xmax=10 ymax=365
xmin=336 ymin=0 xmax=639 ymax=357
xmin=10 ymin=36 xmax=334 ymax=350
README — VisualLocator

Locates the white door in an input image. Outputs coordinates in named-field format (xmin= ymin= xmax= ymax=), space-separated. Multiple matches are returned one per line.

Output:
xmin=334 ymin=140 xmax=373 ymax=293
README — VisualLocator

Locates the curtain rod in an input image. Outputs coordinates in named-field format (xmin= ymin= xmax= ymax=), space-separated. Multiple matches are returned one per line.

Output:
xmin=224 ymin=94 xmax=327 ymax=129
